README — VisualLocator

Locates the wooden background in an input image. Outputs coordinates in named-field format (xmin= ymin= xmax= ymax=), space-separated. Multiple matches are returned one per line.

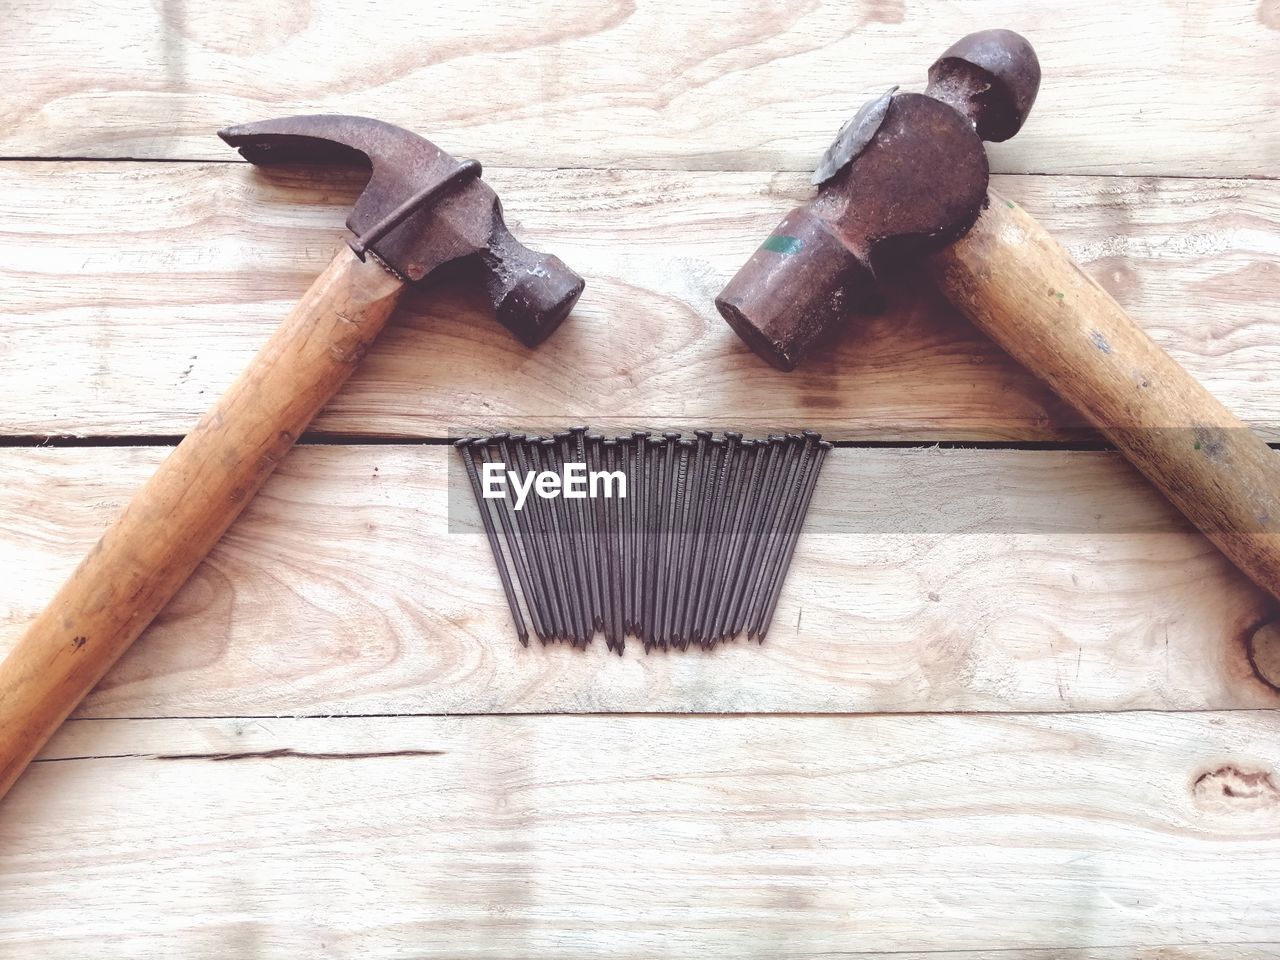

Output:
xmin=1 ymin=1 xmax=1279 ymax=956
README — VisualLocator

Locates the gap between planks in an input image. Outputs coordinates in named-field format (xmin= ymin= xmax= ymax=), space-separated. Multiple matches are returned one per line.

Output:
xmin=0 ymin=156 xmax=1277 ymax=182
xmin=0 ymin=434 xmax=1126 ymax=451
xmin=4 ymin=0 xmax=1278 ymax=177
xmin=8 ymin=436 xmax=1280 ymax=455
xmin=28 ymin=705 xmax=1280 ymax=733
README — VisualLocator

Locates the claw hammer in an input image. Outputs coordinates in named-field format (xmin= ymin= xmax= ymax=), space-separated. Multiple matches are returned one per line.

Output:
xmin=0 ymin=115 xmax=584 ymax=800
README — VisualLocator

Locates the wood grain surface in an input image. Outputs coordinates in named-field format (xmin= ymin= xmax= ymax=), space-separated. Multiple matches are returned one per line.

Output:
xmin=3 ymin=0 xmax=1278 ymax=951
xmin=3 ymin=0 xmax=1278 ymax=176
xmin=2 ymin=164 xmax=1277 ymax=439
xmin=2 ymin=445 xmax=1276 ymax=717
xmin=2 ymin=712 xmax=1277 ymax=958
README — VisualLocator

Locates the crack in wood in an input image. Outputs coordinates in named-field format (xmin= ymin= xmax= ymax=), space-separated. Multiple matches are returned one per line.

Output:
xmin=152 ymin=748 xmax=445 ymax=762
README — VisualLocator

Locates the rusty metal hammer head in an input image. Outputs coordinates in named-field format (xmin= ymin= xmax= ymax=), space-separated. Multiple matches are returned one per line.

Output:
xmin=219 ymin=115 xmax=585 ymax=347
xmin=715 ymin=30 xmax=1041 ymax=371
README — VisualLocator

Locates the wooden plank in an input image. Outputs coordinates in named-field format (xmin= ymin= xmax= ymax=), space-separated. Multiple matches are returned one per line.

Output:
xmin=766 ymin=953 xmax=1280 ymax=959
xmin=2 ymin=711 xmax=1278 ymax=957
xmin=3 ymin=0 xmax=1278 ymax=176
xmin=2 ymin=444 xmax=1275 ymax=717
xmin=2 ymin=164 xmax=1278 ymax=440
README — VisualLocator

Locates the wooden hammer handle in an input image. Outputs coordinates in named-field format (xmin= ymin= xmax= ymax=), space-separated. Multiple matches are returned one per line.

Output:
xmin=927 ymin=189 xmax=1280 ymax=598
xmin=0 ymin=247 xmax=404 ymax=799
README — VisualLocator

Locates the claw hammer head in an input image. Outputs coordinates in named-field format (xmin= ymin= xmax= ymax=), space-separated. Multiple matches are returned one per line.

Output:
xmin=219 ymin=115 xmax=585 ymax=347
xmin=716 ymin=30 xmax=1041 ymax=370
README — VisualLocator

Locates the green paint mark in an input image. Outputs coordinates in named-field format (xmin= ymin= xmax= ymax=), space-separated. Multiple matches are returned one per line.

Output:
xmin=1194 ymin=441 xmax=1202 ymax=451
xmin=1006 ymin=200 xmax=1016 ymax=209
xmin=1056 ymin=291 xmax=1065 ymax=301
xmin=761 ymin=234 xmax=804 ymax=256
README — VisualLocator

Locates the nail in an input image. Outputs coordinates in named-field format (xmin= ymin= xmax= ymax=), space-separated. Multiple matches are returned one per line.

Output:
xmin=602 ymin=438 xmax=626 ymax=653
xmin=517 ymin=435 xmax=564 ymax=641
xmin=755 ymin=438 xmax=830 ymax=639
xmin=494 ymin=434 xmax=555 ymax=643
xmin=627 ymin=431 xmax=648 ymax=636
xmin=736 ymin=434 xmax=801 ymax=638
xmin=710 ymin=438 xmax=767 ymax=642
xmin=691 ymin=432 xmax=741 ymax=647
xmin=481 ymin=436 xmax=551 ymax=642
xmin=512 ymin=434 xmax=570 ymax=641
xmin=651 ymin=432 xmax=685 ymax=650
xmin=746 ymin=433 xmax=816 ymax=638
xmin=680 ymin=434 xmax=723 ymax=643
xmin=552 ymin=431 xmax=592 ymax=644
xmin=726 ymin=434 xmax=788 ymax=637
xmin=616 ymin=433 xmax=632 ymax=636
xmin=469 ymin=437 xmax=543 ymax=643
xmin=541 ymin=437 xmax=589 ymax=646
xmin=642 ymin=435 xmax=663 ymax=650
xmin=585 ymin=433 xmax=618 ymax=647
xmin=670 ymin=430 xmax=711 ymax=648
xmin=661 ymin=438 xmax=694 ymax=647
xmin=456 ymin=438 xmax=528 ymax=646
xmin=570 ymin=426 xmax=603 ymax=633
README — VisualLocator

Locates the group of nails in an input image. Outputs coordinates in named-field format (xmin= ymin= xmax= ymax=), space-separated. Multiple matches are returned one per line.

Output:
xmin=456 ymin=428 xmax=831 ymax=652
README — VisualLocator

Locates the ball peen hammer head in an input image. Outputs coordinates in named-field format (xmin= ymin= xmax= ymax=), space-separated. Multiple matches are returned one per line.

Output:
xmin=715 ymin=30 xmax=1040 ymax=371
xmin=219 ymin=114 xmax=585 ymax=347
xmin=925 ymin=29 xmax=1041 ymax=144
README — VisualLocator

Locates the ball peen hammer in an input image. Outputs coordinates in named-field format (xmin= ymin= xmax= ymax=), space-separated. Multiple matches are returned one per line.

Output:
xmin=0 ymin=115 xmax=584 ymax=800
xmin=717 ymin=31 xmax=1280 ymax=603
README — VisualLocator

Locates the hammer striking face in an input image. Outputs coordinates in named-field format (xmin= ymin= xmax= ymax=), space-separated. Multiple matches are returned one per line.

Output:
xmin=716 ymin=30 xmax=1040 ymax=371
